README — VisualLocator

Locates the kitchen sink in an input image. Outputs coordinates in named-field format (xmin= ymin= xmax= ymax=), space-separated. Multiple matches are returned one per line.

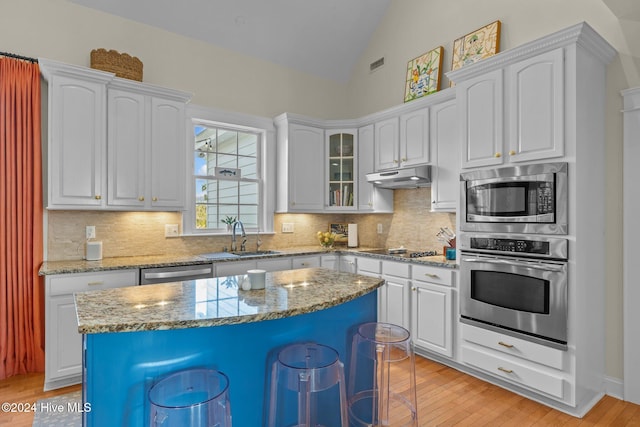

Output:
xmin=229 ymin=250 xmax=281 ymax=257
xmin=199 ymin=250 xmax=281 ymax=260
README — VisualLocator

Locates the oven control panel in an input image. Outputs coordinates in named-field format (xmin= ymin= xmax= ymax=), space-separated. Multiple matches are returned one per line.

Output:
xmin=460 ymin=234 xmax=568 ymax=260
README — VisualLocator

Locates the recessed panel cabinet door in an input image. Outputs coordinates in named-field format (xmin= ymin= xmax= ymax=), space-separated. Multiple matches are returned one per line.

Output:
xmin=507 ymin=48 xmax=564 ymax=162
xmin=411 ymin=281 xmax=453 ymax=357
xmin=288 ymin=124 xmax=325 ymax=211
xmin=107 ymin=89 xmax=146 ymax=207
xmin=150 ymin=97 xmax=186 ymax=208
xmin=459 ymin=69 xmax=504 ymax=169
xmin=49 ymin=76 xmax=106 ymax=207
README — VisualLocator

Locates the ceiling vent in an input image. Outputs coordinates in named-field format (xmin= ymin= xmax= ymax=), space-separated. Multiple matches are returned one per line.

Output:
xmin=370 ymin=57 xmax=384 ymax=72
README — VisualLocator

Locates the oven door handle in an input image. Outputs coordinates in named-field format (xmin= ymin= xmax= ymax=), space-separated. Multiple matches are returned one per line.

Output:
xmin=461 ymin=257 xmax=565 ymax=272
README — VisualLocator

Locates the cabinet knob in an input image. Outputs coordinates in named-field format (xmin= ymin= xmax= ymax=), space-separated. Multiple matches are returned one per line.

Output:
xmin=138 ymin=196 xmax=145 ymax=201
xmin=95 ymin=195 xmax=102 ymax=200
xmin=401 ymin=157 xmax=407 ymax=162
xmin=393 ymin=159 xmax=399 ymax=164
xmin=152 ymin=197 xmax=158 ymax=202
xmin=494 ymin=152 xmax=502 ymax=158
xmin=509 ymin=150 xmax=516 ymax=156
xmin=412 ymin=287 xmax=416 ymax=291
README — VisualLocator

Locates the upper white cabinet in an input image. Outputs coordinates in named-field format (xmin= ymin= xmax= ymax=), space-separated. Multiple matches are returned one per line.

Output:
xmin=455 ymin=48 xmax=564 ymax=169
xmin=507 ymin=48 xmax=564 ymax=163
xmin=326 ymin=130 xmax=357 ymax=210
xmin=40 ymin=58 xmax=192 ymax=211
xmin=107 ymin=81 xmax=189 ymax=210
xmin=374 ymin=109 xmax=430 ymax=171
xmin=40 ymin=59 xmax=112 ymax=208
xmin=275 ymin=115 xmax=325 ymax=212
xmin=358 ymin=125 xmax=393 ymax=212
xmin=429 ymin=97 xmax=458 ymax=212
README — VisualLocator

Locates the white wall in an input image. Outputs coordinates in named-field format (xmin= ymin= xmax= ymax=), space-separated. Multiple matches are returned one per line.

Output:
xmin=2 ymin=0 xmax=632 ymax=381
xmin=344 ymin=0 xmax=632 ymax=382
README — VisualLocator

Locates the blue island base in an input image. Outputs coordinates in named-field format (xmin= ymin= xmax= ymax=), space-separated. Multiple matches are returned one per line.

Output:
xmin=83 ymin=292 xmax=376 ymax=426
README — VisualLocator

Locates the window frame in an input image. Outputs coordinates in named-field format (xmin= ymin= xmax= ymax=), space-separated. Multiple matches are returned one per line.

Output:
xmin=183 ymin=105 xmax=276 ymax=236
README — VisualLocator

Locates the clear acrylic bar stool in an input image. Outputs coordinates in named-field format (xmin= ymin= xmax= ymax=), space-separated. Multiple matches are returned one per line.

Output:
xmin=148 ymin=368 xmax=232 ymax=427
xmin=268 ymin=342 xmax=348 ymax=427
xmin=348 ymin=322 xmax=418 ymax=426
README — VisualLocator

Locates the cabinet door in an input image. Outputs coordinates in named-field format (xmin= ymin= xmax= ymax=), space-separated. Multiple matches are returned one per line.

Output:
xmin=400 ymin=108 xmax=430 ymax=167
xmin=48 ymin=75 xmax=106 ymax=207
xmin=381 ymin=277 xmax=410 ymax=330
xmin=358 ymin=125 xmax=393 ymax=212
xmin=411 ymin=281 xmax=453 ymax=357
xmin=320 ymin=255 xmax=340 ymax=270
xmin=107 ymin=89 xmax=146 ymax=207
xmin=459 ymin=69 xmax=504 ymax=169
xmin=430 ymin=99 xmax=459 ymax=212
xmin=293 ymin=255 xmax=321 ymax=269
xmin=507 ymin=48 xmax=564 ymax=163
xmin=215 ymin=260 xmax=257 ymax=277
xmin=326 ymin=130 xmax=357 ymax=210
xmin=150 ymin=97 xmax=186 ymax=209
xmin=289 ymin=124 xmax=325 ymax=211
xmin=257 ymin=257 xmax=292 ymax=272
xmin=374 ymin=117 xmax=400 ymax=170
xmin=340 ymin=255 xmax=357 ymax=273
xmin=47 ymin=294 xmax=83 ymax=383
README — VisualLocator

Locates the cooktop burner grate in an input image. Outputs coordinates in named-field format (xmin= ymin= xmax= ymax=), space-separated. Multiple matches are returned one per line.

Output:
xmin=409 ymin=250 xmax=439 ymax=258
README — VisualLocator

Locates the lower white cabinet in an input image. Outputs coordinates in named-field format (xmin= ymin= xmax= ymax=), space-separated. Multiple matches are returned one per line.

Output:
xmin=339 ymin=255 xmax=357 ymax=273
xmin=215 ymin=258 xmax=293 ymax=277
xmin=380 ymin=261 xmax=411 ymax=330
xmin=460 ymin=323 xmax=569 ymax=402
xmin=292 ymin=255 xmax=322 ymax=269
xmin=44 ymin=269 xmax=138 ymax=390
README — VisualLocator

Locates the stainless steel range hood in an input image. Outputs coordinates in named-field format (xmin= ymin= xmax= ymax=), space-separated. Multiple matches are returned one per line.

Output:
xmin=366 ymin=165 xmax=432 ymax=189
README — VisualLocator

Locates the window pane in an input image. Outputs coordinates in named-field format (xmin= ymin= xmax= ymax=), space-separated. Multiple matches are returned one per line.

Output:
xmin=239 ymin=205 xmax=258 ymax=228
xmin=239 ymin=156 xmax=257 ymax=179
xmin=217 ymin=153 xmax=237 ymax=170
xmin=239 ymin=182 xmax=258 ymax=205
xmin=238 ymin=133 xmax=257 ymax=156
xmin=217 ymin=129 xmax=237 ymax=154
xmin=219 ymin=181 xmax=238 ymax=204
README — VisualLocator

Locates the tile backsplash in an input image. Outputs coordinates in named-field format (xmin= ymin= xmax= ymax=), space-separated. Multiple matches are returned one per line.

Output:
xmin=46 ymin=188 xmax=455 ymax=261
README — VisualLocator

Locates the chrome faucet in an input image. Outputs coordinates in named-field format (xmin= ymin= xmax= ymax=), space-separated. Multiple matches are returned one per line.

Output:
xmin=231 ymin=220 xmax=246 ymax=252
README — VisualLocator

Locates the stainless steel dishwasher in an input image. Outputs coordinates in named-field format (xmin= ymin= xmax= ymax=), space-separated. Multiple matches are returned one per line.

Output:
xmin=139 ymin=263 xmax=214 ymax=285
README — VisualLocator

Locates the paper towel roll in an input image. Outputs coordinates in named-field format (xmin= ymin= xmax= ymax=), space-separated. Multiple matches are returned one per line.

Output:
xmin=348 ymin=224 xmax=358 ymax=248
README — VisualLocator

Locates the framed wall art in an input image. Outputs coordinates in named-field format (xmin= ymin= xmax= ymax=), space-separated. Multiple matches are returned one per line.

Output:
xmin=404 ymin=46 xmax=443 ymax=103
xmin=451 ymin=20 xmax=501 ymax=72
xmin=330 ymin=223 xmax=349 ymax=244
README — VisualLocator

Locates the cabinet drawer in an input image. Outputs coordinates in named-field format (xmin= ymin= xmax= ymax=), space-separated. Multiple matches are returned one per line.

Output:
xmin=461 ymin=323 xmax=565 ymax=370
xmin=357 ymin=257 xmax=381 ymax=274
xmin=462 ymin=345 xmax=565 ymax=399
xmin=411 ymin=264 xmax=454 ymax=287
xmin=292 ymin=255 xmax=321 ymax=269
xmin=47 ymin=270 xmax=137 ymax=296
xmin=382 ymin=261 xmax=410 ymax=278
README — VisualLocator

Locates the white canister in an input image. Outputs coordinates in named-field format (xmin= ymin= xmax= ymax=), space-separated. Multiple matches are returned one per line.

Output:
xmin=348 ymin=224 xmax=358 ymax=248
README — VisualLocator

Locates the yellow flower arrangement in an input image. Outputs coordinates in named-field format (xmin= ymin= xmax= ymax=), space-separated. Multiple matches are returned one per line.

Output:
xmin=316 ymin=231 xmax=336 ymax=249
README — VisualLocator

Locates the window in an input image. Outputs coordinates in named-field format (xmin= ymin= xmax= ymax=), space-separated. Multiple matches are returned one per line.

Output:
xmin=192 ymin=122 xmax=262 ymax=232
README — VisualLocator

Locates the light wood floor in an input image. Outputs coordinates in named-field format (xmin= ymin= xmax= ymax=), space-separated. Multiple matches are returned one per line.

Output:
xmin=1 ymin=356 xmax=638 ymax=426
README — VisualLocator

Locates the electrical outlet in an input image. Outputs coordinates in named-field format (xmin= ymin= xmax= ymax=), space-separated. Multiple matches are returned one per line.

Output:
xmin=377 ymin=223 xmax=383 ymax=234
xmin=282 ymin=223 xmax=294 ymax=233
xmin=86 ymin=225 xmax=96 ymax=239
xmin=165 ymin=224 xmax=179 ymax=237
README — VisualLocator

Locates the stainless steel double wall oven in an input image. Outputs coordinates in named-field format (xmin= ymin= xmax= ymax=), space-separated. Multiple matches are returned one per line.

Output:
xmin=459 ymin=162 xmax=569 ymax=350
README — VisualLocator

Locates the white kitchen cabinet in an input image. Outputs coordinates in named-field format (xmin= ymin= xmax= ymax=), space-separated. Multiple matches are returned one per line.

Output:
xmin=44 ymin=269 xmax=138 ymax=390
xmin=411 ymin=264 xmax=454 ymax=358
xmin=292 ymin=255 xmax=322 ymax=269
xmin=339 ymin=254 xmax=357 ymax=273
xmin=40 ymin=59 xmax=112 ymax=209
xmin=275 ymin=115 xmax=325 ymax=212
xmin=429 ymin=97 xmax=458 ymax=212
xmin=374 ymin=117 xmax=399 ymax=170
xmin=257 ymin=257 xmax=292 ymax=272
xmin=380 ymin=261 xmax=411 ymax=330
xmin=399 ymin=107 xmax=430 ymax=166
xmin=326 ymin=130 xmax=357 ymax=210
xmin=461 ymin=323 xmax=568 ymax=402
xmin=457 ymin=69 xmax=504 ymax=169
xmin=357 ymin=125 xmax=393 ymax=212
xmin=374 ymin=110 xmax=430 ymax=172
xmin=506 ymin=48 xmax=564 ymax=163
xmin=107 ymin=81 xmax=190 ymax=210
xmin=457 ymin=49 xmax=564 ymax=169
xmin=320 ymin=254 xmax=339 ymax=270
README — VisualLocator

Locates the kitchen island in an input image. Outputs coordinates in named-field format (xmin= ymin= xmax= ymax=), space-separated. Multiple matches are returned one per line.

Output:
xmin=75 ymin=267 xmax=383 ymax=427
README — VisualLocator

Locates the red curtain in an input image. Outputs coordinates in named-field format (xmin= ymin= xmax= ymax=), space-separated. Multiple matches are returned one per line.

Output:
xmin=0 ymin=57 xmax=44 ymax=379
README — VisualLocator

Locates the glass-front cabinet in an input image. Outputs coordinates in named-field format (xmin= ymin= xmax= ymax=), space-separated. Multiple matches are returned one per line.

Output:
xmin=326 ymin=130 xmax=357 ymax=210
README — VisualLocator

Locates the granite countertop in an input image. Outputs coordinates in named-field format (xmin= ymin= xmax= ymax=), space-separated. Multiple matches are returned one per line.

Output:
xmin=39 ymin=247 xmax=457 ymax=276
xmin=74 ymin=267 xmax=384 ymax=334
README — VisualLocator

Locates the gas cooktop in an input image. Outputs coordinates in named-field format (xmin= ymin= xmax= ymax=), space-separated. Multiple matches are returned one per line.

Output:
xmin=359 ymin=248 xmax=439 ymax=258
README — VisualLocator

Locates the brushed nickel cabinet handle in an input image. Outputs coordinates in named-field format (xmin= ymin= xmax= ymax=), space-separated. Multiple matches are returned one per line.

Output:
xmin=425 ymin=273 xmax=440 ymax=279
xmin=498 ymin=367 xmax=513 ymax=374
xmin=498 ymin=341 xmax=514 ymax=348
xmin=87 ymin=281 xmax=104 ymax=286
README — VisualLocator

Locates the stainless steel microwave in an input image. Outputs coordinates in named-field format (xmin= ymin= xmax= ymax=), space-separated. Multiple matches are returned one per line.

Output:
xmin=460 ymin=162 xmax=568 ymax=235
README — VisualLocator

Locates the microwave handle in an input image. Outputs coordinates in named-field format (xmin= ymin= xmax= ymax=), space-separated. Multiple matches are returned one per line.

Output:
xmin=461 ymin=257 xmax=565 ymax=272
